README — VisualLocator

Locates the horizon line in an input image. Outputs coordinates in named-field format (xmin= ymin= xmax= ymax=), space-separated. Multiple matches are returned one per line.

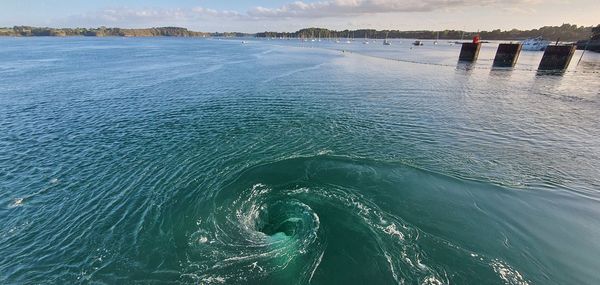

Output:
xmin=2 ymin=23 xmax=598 ymax=34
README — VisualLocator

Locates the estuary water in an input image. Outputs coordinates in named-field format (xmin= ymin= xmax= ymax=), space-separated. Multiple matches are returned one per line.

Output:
xmin=0 ymin=37 xmax=599 ymax=284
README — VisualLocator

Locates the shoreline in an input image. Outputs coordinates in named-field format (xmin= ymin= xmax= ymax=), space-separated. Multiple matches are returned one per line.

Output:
xmin=1 ymin=23 xmax=597 ymax=42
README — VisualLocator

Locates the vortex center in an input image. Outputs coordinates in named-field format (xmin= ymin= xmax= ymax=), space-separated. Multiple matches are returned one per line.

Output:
xmin=260 ymin=218 xmax=301 ymax=237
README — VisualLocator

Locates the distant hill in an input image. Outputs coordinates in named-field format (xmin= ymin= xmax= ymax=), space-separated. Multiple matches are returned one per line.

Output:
xmin=1 ymin=24 xmax=597 ymax=42
xmin=0 ymin=26 xmax=249 ymax=37
xmin=257 ymin=24 xmax=598 ymax=42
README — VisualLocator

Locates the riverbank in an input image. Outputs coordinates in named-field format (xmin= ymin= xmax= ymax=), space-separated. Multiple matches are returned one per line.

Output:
xmin=0 ymin=26 xmax=248 ymax=38
xmin=2 ymin=24 xmax=597 ymax=42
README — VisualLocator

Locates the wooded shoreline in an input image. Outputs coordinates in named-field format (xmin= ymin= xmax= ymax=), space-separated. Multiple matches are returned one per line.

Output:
xmin=1 ymin=24 xmax=598 ymax=42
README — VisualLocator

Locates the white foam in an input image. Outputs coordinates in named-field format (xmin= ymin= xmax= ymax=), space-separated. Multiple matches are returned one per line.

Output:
xmin=309 ymin=251 xmax=324 ymax=283
xmin=422 ymin=276 xmax=443 ymax=285
xmin=249 ymin=261 xmax=264 ymax=272
xmin=286 ymin=187 xmax=310 ymax=195
xmin=201 ymin=276 xmax=226 ymax=284
xmin=491 ymin=259 xmax=529 ymax=285
xmin=9 ymin=198 xmax=23 ymax=208
xmin=382 ymin=224 xmax=405 ymax=241
xmin=384 ymin=252 xmax=399 ymax=283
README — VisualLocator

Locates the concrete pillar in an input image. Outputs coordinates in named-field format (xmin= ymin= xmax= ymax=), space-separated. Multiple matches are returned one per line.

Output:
xmin=493 ymin=43 xmax=522 ymax=68
xmin=538 ymin=45 xmax=576 ymax=71
xmin=459 ymin=43 xmax=481 ymax=62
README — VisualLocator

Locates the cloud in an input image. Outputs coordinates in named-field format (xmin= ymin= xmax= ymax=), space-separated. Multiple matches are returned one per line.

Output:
xmin=246 ymin=0 xmax=539 ymax=18
xmin=63 ymin=6 xmax=242 ymax=27
xmin=59 ymin=0 xmax=543 ymax=29
xmin=191 ymin=7 xmax=242 ymax=18
xmin=66 ymin=0 xmax=541 ymax=25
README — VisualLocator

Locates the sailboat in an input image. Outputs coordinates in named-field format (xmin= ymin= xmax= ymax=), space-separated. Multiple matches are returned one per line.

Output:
xmin=346 ymin=32 xmax=352 ymax=44
xmin=454 ymin=30 xmax=465 ymax=44
xmin=434 ymin=31 xmax=439 ymax=45
xmin=383 ymin=32 xmax=391 ymax=45
xmin=363 ymin=32 xmax=370 ymax=44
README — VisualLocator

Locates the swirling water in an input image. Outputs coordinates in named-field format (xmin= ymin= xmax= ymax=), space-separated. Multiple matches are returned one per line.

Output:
xmin=0 ymin=37 xmax=599 ymax=284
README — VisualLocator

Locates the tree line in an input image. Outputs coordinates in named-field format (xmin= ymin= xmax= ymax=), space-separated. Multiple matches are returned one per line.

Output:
xmin=2 ymin=24 xmax=598 ymax=41
xmin=256 ymin=24 xmax=599 ymax=42
xmin=0 ymin=26 xmax=213 ymax=37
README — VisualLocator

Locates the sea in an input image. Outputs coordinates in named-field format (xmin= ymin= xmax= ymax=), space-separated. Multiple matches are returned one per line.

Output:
xmin=1 ymin=37 xmax=599 ymax=284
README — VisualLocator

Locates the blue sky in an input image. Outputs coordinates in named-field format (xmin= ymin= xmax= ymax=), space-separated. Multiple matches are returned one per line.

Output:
xmin=1 ymin=0 xmax=598 ymax=32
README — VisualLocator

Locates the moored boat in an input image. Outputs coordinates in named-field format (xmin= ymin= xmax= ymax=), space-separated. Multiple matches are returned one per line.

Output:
xmin=383 ymin=33 xmax=391 ymax=45
xmin=521 ymin=37 xmax=551 ymax=51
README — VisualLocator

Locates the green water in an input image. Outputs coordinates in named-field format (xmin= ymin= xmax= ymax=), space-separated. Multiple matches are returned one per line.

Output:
xmin=1 ymin=37 xmax=599 ymax=284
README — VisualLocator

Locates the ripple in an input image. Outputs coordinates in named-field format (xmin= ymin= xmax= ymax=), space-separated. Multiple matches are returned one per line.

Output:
xmin=184 ymin=156 xmax=530 ymax=284
xmin=1 ymin=37 xmax=597 ymax=284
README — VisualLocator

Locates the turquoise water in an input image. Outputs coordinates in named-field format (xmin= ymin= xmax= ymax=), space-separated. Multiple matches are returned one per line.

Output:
xmin=1 ymin=37 xmax=599 ymax=284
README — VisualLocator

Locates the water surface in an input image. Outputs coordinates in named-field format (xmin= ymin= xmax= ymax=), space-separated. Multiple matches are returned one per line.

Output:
xmin=1 ymin=37 xmax=599 ymax=284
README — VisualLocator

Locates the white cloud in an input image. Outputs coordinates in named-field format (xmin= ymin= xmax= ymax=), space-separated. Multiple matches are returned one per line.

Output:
xmin=55 ymin=0 xmax=553 ymax=31
xmin=191 ymin=7 xmax=242 ymax=18
xmin=246 ymin=0 xmax=539 ymax=19
xmin=64 ymin=6 xmax=242 ymax=27
xmin=66 ymin=0 xmax=541 ymax=26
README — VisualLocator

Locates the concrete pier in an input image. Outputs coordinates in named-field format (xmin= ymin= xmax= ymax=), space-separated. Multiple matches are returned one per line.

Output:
xmin=459 ymin=43 xmax=481 ymax=62
xmin=538 ymin=45 xmax=576 ymax=71
xmin=493 ymin=43 xmax=522 ymax=68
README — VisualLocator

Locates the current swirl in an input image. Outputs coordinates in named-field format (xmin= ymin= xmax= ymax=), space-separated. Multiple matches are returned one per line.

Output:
xmin=181 ymin=156 xmax=527 ymax=284
xmin=188 ymin=182 xmax=323 ymax=284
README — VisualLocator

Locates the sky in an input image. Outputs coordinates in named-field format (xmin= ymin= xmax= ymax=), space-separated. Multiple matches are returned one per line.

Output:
xmin=1 ymin=0 xmax=598 ymax=33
